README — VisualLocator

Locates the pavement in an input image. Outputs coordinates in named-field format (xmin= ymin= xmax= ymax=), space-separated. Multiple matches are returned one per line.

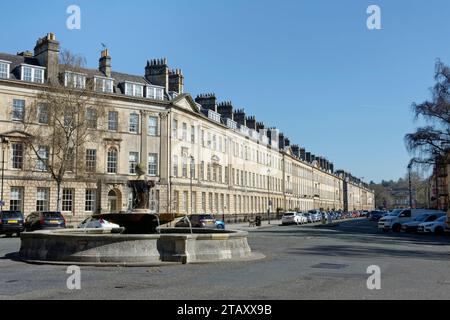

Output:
xmin=225 ymin=219 xmax=282 ymax=231
xmin=1 ymin=218 xmax=450 ymax=300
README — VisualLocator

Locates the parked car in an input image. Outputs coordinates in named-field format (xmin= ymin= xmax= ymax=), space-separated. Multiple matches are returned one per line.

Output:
xmin=215 ymin=220 xmax=225 ymax=229
xmin=302 ymin=212 xmax=313 ymax=223
xmin=175 ymin=214 xmax=216 ymax=229
xmin=308 ymin=210 xmax=322 ymax=222
xmin=0 ymin=211 xmax=25 ymax=237
xmin=378 ymin=209 xmax=446 ymax=232
xmin=368 ymin=210 xmax=386 ymax=221
xmin=401 ymin=212 xmax=444 ymax=233
xmin=24 ymin=211 xmax=66 ymax=232
xmin=282 ymin=212 xmax=304 ymax=225
xmin=78 ymin=217 xmax=121 ymax=230
xmin=418 ymin=215 xmax=448 ymax=235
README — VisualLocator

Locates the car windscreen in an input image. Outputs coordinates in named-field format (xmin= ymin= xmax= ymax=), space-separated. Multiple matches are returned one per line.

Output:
xmin=1 ymin=211 xmax=22 ymax=219
xmin=198 ymin=215 xmax=214 ymax=220
xmin=414 ymin=214 xmax=429 ymax=222
xmin=283 ymin=213 xmax=294 ymax=216
xmin=389 ymin=209 xmax=404 ymax=216
xmin=43 ymin=212 xmax=63 ymax=219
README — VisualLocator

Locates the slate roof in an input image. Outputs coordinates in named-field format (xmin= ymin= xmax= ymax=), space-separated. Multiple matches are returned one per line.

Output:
xmin=0 ymin=52 xmax=165 ymax=97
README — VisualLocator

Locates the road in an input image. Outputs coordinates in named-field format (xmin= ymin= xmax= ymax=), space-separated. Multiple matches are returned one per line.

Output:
xmin=1 ymin=218 xmax=449 ymax=300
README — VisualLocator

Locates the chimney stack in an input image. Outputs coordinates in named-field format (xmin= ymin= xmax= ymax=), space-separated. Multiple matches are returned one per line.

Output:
xmin=246 ymin=116 xmax=256 ymax=130
xmin=329 ymin=163 xmax=334 ymax=173
xmin=99 ymin=49 xmax=112 ymax=77
xmin=145 ymin=58 xmax=169 ymax=92
xmin=256 ymin=122 xmax=265 ymax=130
xmin=319 ymin=157 xmax=325 ymax=170
xmin=300 ymin=148 xmax=306 ymax=161
xmin=267 ymin=128 xmax=280 ymax=148
xmin=195 ymin=93 xmax=217 ymax=112
xmin=291 ymin=145 xmax=300 ymax=158
xmin=233 ymin=109 xmax=246 ymax=127
xmin=217 ymin=101 xmax=234 ymax=120
xmin=169 ymin=69 xmax=184 ymax=94
xmin=305 ymin=152 xmax=311 ymax=163
xmin=33 ymin=33 xmax=60 ymax=84
xmin=278 ymin=133 xmax=285 ymax=149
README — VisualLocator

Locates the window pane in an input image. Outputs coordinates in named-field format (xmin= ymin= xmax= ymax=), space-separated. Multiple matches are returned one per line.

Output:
xmin=23 ymin=66 xmax=32 ymax=82
xmin=11 ymin=143 xmax=24 ymax=169
xmin=148 ymin=153 xmax=157 ymax=176
xmin=129 ymin=152 xmax=139 ymax=174
xmin=0 ymin=62 xmax=9 ymax=79
xmin=37 ymin=146 xmax=49 ymax=171
xmin=86 ymin=108 xmax=97 ymax=129
xmin=107 ymin=148 xmax=118 ymax=173
xmin=10 ymin=187 xmax=23 ymax=212
xmin=38 ymin=104 xmax=49 ymax=124
xmin=86 ymin=149 xmax=97 ymax=172
xmin=148 ymin=116 xmax=158 ymax=136
xmin=129 ymin=113 xmax=139 ymax=133
xmin=62 ymin=189 xmax=74 ymax=212
xmin=34 ymin=69 xmax=44 ymax=83
xmin=12 ymin=99 xmax=25 ymax=121
xmin=85 ymin=189 xmax=96 ymax=212
xmin=36 ymin=188 xmax=49 ymax=212
xmin=108 ymin=111 xmax=118 ymax=131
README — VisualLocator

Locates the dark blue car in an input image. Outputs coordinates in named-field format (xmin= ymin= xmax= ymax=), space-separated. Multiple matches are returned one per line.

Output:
xmin=0 ymin=211 xmax=25 ymax=237
xmin=369 ymin=210 xmax=385 ymax=221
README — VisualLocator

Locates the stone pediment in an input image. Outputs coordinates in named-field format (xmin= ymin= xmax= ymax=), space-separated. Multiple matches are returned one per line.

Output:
xmin=172 ymin=94 xmax=200 ymax=114
xmin=1 ymin=130 xmax=32 ymax=140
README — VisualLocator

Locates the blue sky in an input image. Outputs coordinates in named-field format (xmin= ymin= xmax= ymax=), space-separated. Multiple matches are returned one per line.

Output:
xmin=0 ymin=0 xmax=448 ymax=183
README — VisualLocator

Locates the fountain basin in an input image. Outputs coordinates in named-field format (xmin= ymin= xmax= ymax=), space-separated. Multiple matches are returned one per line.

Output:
xmin=19 ymin=228 xmax=261 ymax=266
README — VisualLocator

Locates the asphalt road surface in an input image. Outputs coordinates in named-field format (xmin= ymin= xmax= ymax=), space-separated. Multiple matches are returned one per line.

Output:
xmin=1 ymin=218 xmax=449 ymax=300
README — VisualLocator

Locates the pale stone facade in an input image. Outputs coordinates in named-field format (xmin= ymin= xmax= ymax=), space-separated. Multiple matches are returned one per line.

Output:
xmin=0 ymin=33 xmax=375 ymax=225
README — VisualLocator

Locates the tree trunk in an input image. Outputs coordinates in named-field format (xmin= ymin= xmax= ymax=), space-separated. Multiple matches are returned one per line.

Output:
xmin=56 ymin=181 xmax=62 ymax=212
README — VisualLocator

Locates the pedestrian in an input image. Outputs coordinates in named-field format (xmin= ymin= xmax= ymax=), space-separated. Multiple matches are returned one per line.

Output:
xmin=327 ymin=211 xmax=332 ymax=224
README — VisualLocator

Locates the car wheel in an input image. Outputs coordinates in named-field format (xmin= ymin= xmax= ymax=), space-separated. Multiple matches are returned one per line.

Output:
xmin=16 ymin=232 xmax=21 ymax=237
xmin=392 ymin=224 xmax=401 ymax=233
xmin=5 ymin=234 xmax=12 ymax=238
xmin=217 ymin=224 xmax=224 ymax=230
xmin=435 ymin=227 xmax=444 ymax=235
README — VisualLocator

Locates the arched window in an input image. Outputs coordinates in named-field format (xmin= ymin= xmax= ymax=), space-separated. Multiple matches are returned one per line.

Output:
xmin=107 ymin=148 xmax=118 ymax=173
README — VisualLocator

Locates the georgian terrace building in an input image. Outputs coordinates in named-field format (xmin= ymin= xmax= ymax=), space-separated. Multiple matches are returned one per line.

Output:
xmin=0 ymin=33 xmax=374 ymax=225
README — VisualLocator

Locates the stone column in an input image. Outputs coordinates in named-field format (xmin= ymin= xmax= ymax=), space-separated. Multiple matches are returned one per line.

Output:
xmin=159 ymin=112 xmax=170 ymax=214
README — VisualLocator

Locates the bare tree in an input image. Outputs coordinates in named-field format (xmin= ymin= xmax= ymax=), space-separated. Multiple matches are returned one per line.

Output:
xmin=24 ymin=50 xmax=107 ymax=211
xmin=405 ymin=59 xmax=450 ymax=165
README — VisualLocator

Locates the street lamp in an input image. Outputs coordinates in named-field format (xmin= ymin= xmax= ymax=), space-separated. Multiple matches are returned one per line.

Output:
xmin=407 ymin=162 xmax=413 ymax=209
xmin=0 ymin=136 xmax=9 ymax=211
xmin=189 ymin=155 xmax=194 ymax=215
xmin=267 ymin=168 xmax=271 ymax=224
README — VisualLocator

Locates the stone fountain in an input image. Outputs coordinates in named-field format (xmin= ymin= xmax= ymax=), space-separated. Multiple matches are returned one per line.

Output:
xmin=18 ymin=165 xmax=262 ymax=266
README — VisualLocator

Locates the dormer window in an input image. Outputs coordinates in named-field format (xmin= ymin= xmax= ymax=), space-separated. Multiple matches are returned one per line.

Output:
xmin=94 ymin=76 xmax=114 ymax=93
xmin=146 ymin=86 xmax=164 ymax=100
xmin=226 ymin=119 xmax=237 ymax=130
xmin=124 ymin=82 xmax=144 ymax=97
xmin=21 ymin=64 xmax=45 ymax=83
xmin=0 ymin=60 xmax=11 ymax=79
xmin=207 ymin=110 xmax=221 ymax=123
xmin=64 ymin=71 xmax=86 ymax=89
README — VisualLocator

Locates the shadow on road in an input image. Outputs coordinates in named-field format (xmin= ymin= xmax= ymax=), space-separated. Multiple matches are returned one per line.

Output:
xmin=256 ymin=219 xmax=450 ymax=247
xmin=285 ymin=244 xmax=449 ymax=261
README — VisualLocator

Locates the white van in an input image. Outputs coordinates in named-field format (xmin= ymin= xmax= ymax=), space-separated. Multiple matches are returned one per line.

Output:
xmin=378 ymin=208 xmax=446 ymax=232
